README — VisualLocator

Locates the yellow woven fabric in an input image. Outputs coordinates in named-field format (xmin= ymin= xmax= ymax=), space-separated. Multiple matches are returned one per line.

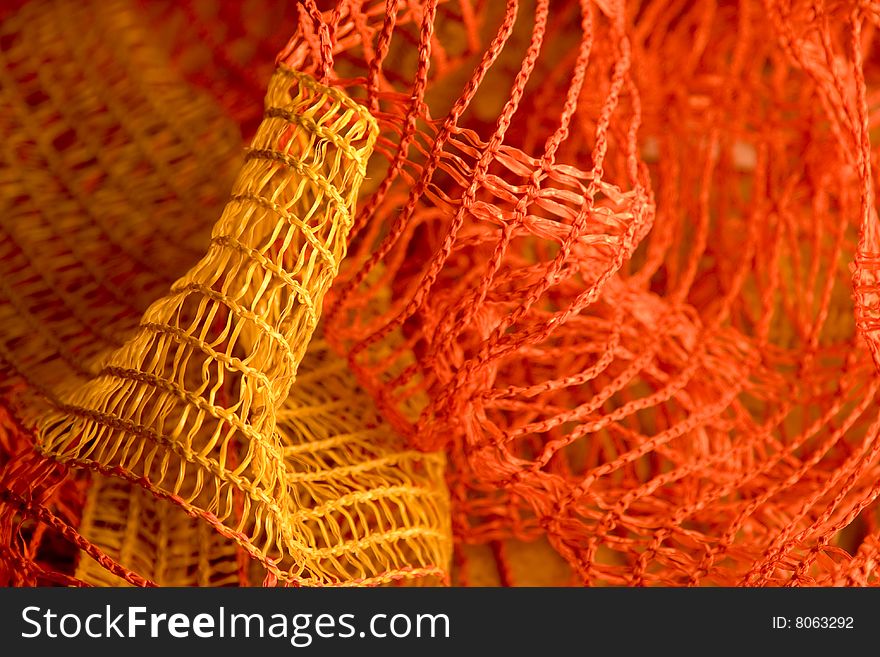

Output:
xmin=75 ymin=476 xmax=244 ymax=587
xmin=277 ymin=338 xmax=449 ymax=585
xmin=0 ymin=0 xmax=452 ymax=587
xmin=0 ymin=0 xmax=241 ymax=425
xmin=76 ymin=334 xmax=451 ymax=587
xmin=36 ymin=65 xmax=378 ymax=584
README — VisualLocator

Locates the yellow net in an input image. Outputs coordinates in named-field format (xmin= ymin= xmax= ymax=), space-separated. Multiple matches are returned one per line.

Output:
xmin=36 ymin=63 xmax=379 ymax=583
xmin=0 ymin=0 xmax=452 ymax=587
xmin=0 ymin=0 xmax=241 ymax=425
xmin=75 ymin=335 xmax=450 ymax=587
xmin=75 ymin=477 xmax=244 ymax=587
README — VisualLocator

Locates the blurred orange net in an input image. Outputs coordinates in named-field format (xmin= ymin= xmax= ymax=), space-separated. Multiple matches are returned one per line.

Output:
xmin=4 ymin=0 xmax=880 ymax=587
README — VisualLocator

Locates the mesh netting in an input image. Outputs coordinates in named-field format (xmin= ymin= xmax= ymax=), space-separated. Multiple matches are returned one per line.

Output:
xmin=0 ymin=0 xmax=450 ymax=587
xmin=72 ymin=336 xmax=450 ymax=587
xmin=291 ymin=0 xmax=880 ymax=586
xmin=3 ymin=0 xmax=880 ymax=587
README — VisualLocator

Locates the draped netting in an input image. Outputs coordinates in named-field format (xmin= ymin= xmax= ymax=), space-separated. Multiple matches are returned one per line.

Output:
xmin=292 ymin=0 xmax=880 ymax=586
xmin=4 ymin=0 xmax=880 ymax=587
xmin=0 ymin=0 xmax=450 ymax=587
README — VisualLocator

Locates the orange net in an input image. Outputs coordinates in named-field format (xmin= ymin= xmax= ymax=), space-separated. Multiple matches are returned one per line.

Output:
xmin=3 ymin=0 xmax=880 ymax=587
xmin=295 ymin=0 xmax=880 ymax=586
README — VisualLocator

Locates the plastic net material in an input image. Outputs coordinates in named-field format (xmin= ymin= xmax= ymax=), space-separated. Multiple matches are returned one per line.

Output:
xmin=4 ymin=0 xmax=880 ymax=588
xmin=72 ymin=336 xmax=450 ymax=587
xmin=0 ymin=0 xmax=451 ymax=587
xmin=295 ymin=0 xmax=880 ymax=586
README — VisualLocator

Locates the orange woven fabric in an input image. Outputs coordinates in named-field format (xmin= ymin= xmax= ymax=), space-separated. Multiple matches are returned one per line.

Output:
xmin=302 ymin=0 xmax=880 ymax=586
xmin=4 ymin=0 xmax=880 ymax=588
